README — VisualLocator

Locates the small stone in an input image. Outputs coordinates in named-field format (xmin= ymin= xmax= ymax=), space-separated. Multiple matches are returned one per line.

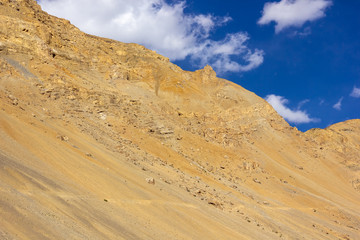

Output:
xmin=8 ymin=95 xmax=16 ymax=101
xmin=8 ymin=95 xmax=18 ymax=105
xmin=252 ymin=162 xmax=259 ymax=169
xmin=243 ymin=162 xmax=251 ymax=171
xmin=57 ymin=135 xmax=69 ymax=141
xmin=67 ymin=95 xmax=76 ymax=100
xmin=146 ymin=177 xmax=155 ymax=185
xmin=99 ymin=113 xmax=107 ymax=120
xmin=253 ymin=178 xmax=261 ymax=184
xmin=296 ymin=165 xmax=304 ymax=170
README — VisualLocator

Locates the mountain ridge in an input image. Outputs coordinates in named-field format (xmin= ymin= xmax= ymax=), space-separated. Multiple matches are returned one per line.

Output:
xmin=0 ymin=0 xmax=360 ymax=239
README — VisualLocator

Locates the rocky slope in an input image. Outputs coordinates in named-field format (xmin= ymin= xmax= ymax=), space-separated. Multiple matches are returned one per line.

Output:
xmin=0 ymin=0 xmax=359 ymax=239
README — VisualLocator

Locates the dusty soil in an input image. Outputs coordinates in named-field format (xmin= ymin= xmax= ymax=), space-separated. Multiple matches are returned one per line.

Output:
xmin=0 ymin=1 xmax=359 ymax=239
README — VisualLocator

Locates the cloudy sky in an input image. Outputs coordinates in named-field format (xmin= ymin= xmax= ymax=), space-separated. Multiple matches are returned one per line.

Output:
xmin=37 ymin=0 xmax=360 ymax=131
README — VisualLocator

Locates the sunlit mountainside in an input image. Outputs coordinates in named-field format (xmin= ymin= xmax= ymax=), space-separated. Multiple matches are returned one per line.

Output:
xmin=0 ymin=1 xmax=359 ymax=239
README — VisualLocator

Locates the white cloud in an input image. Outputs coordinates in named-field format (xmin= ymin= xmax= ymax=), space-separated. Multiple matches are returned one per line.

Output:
xmin=350 ymin=86 xmax=360 ymax=98
xmin=191 ymin=33 xmax=264 ymax=74
xmin=265 ymin=94 xmax=319 ymax=124
xmin=290 ymin=26 xmax=312 ymax=37
xmin=38 ymin=0 xmax=263 ymax=73
xmin=332 ymin=97 xmax=343 ymax=110
xmin=297 ymin=99 xmax=309 ymax=109
xmin=258 ymin=0 xmax=332 ymax=33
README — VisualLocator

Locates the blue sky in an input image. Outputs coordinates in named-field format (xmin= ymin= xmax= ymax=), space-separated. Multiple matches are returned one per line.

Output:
xmin=37 ymin=0 xmax=360 ymax=131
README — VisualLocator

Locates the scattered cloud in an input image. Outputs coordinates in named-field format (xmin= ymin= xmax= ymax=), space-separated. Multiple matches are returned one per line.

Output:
xmin=350 ymin=86 xmax=360 ymax=98
xmin=265 ymin=94 xmax=319 ymax=124
xmin=297 ymin=99 xmax=310 ymax=110
xmin=332 ymin=97 xmax=343 ymax=110
xmin=290 ymin=26 xmax=312 ymax=38
xmin=258 ymin=0 xmax=332 ymax=33
xmin=38 ymin=0 xmax=263 ymax=73
xmin=191 ymin=33 xmax=264 ymax=74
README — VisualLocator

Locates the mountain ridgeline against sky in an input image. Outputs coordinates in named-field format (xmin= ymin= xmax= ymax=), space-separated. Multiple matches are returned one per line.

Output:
xmin=35 ymin=0 xmax=360 ymax=131
xmin=0 ymin=1 xmax=360 ymax=239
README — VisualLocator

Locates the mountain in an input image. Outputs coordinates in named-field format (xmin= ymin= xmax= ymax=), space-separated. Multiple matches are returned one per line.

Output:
xmin=0 ymin=0 xmax=359 ymax=239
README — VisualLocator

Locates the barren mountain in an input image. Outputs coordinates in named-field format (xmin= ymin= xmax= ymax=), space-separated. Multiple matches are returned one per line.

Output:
xmin=0 ymin=0 xmax=359 ymax=239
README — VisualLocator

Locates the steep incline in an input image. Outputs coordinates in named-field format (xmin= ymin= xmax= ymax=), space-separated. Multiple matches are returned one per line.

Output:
xmin=1 ymin=1 xmax=359 ymax=239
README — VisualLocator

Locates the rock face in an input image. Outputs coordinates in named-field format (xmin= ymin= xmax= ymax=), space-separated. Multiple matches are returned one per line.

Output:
xmin=0 ymin=1 xmax=360 ymax=239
